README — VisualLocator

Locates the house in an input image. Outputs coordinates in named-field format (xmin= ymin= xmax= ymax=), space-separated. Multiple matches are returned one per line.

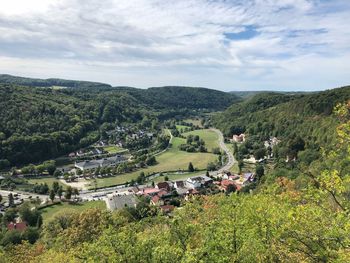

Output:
xmin=156 ymin=182 xmax=171 ymax=191
xmin=232 ymin=134 xmax=245 ymax=143
xmin=186 ymin=176 xmax=213 ymax=189
xmin=201 ymin=175 xmax=213 ymax=186
xmin=68 ymin=152 xmax=76 ymax=158
xmin=105 ymin=193 xmax=138 ymax=211
xmin=151 ymin=195 xmax=164 ymax=206
xmin=7 ymin=221 xmax=28 ymax=231
xmin=186 ymin=177 xmax=202 ymax=189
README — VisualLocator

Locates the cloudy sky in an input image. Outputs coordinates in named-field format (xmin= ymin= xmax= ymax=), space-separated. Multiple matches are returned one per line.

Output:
xmin=0 ymin=0 xmax=349 ymax=91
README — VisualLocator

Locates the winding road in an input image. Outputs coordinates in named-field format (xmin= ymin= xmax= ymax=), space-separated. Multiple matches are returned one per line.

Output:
xmin=210 ymin=128 xmax=235 ymax=174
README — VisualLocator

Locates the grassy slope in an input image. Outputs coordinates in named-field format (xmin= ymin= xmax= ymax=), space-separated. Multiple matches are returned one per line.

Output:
xmin=40 ymin=201 xmax=106 ymax=221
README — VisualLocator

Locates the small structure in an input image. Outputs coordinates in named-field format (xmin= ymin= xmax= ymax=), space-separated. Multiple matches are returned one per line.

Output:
xmin=105 ymin=193 xmax=138 ymax=211
xmin=7 ymin=221 xmax=28 ymax=232
xmin=151 ymin=195 xmax=164 ymax=206
xmin=232 ymin=134 xmax=245 ymax=143
xmin=243 ymin=173 xmax=254 ymax=186
xmin=156 ymin=182 xmax=171 ymax=191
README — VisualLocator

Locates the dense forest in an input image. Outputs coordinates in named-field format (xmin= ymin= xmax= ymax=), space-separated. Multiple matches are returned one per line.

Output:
xmin=2 ymin=103 xmax=350 ymax=262
xmin=0 ymin=75 xmax=238 ymax=168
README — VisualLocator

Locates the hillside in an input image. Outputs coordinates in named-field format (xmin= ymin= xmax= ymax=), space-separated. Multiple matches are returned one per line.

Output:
xmin=0 ymin=74 xmax=112 ymax=89
xmin=0 ymin=75 xmax=238 ymax=167
xmin=214 ymin=86 xmax=350 ymax=149
xmin=127 ymin=86 xmax=240 ymax=110
xmin=0 ymin=84 xmax=144 ymax=166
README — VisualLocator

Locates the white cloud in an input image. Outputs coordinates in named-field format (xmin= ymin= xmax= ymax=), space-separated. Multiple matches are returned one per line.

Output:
xmin=0 ymin=0 xmax=349 ymax=91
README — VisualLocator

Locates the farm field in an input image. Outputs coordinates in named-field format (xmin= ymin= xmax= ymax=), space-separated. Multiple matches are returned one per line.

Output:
xmin=40 ymin=201 xmax=106 ymax=221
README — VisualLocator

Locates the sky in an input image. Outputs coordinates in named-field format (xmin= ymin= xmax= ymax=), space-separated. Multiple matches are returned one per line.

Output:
xmin=0 ymin=0 xmax=349 ymax=91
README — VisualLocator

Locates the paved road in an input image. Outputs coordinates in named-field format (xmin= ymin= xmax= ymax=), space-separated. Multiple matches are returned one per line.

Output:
xmin=211 ymin=128 xmax=235 ymax=173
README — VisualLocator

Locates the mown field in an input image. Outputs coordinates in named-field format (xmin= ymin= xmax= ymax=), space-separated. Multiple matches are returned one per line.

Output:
xmin=40 ymin=201 xmax=106 ymax=221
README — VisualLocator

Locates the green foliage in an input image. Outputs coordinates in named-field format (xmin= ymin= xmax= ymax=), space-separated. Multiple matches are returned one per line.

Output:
xmin=214 ymin=87 xmax=350 ymax=162
xmin=188 ymin=162 xmax=194 ymax=172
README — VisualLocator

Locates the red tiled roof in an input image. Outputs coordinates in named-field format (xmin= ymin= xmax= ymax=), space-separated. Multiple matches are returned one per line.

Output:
xmin=142 ymin=188 xmax=161 ymax=195
xmin=7 ymin=222 xmax=28 ymax=231
xmin=221 ymin=179 xmax=236 ymax=187
xmin=151 ymin=195 xmax=161 ymax=204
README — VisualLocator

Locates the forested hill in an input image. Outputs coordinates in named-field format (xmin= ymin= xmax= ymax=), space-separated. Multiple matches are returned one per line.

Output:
xmin=214 ymin=86 xmax=350 ymax=149
xmin=0 ymin=74 xmax=112 ymax=89
xmin=122 ymin=86 xmax=240 ymax=110
xmin=0 ymin=84 xmax=145 ymax=166
xmin=0 ymin=75 xmax=237 ymax=167
xmin=0 ymin=74 xmax=239 ymax=110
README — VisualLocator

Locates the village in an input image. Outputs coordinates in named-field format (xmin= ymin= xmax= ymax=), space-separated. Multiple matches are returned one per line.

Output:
xmin=104 ymin=169 xmax=255 ymax=214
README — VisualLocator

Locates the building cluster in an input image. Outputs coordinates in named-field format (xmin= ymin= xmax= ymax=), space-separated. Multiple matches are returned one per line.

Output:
xmin=74 ymin=155 xmax=127 ymax=171
xmin=105 ymin=172 xmax=255 ymax=214
xmin=106 ymin=125 xmax=154 ymax=148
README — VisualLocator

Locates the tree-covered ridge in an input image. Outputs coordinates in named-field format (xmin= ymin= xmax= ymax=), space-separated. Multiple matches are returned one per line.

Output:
xmin=0 ymin=76 xmax=238 ymax=167
xmin=125 ymin=86 xmax=240 ymax=110
xmin=0 ymin=74 xmax=240 ymax=111
xmin=0 ymin=74 xmax=112 ymax=89
xmin=213 ymin=86 xmax=350 ymax=149
xmin=0 ymin=84 xmax=146 ymax=166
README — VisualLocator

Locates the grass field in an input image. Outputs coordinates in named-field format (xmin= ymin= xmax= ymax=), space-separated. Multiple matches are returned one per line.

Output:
xmin=27 ymin=177 xmax=65 ymax=188
xmin=183 ymin=129 xmax=219 ymax=152
xmin=183 ymin=118 xmax=202 ymax=127
xmin=40 ymin=201 xmax=106 ymax=221
xmin=102 ymin=145 xmax=125 ymax=154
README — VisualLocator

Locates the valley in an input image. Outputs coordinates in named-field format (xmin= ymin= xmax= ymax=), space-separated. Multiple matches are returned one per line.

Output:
xmin=1 ymin=75 xmax=350 ymax=262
